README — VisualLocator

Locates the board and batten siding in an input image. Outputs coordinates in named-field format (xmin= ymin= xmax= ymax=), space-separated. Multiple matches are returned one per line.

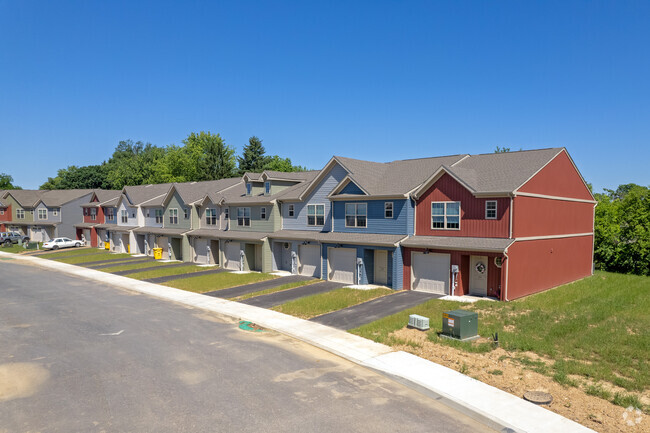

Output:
xmin=282 ymin=163 xmax=348 ymax=232
xmin=415 ymin=173 xmax=510 ymax=238
xmin=163 ymin=191 xmax=192 ymax=230
xmin=332 ymin=199 xmax=410 ymax=235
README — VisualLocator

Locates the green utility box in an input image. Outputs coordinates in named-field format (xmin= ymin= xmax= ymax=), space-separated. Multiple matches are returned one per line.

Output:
xmin=442 ymin=310 xmax=478 ymax=341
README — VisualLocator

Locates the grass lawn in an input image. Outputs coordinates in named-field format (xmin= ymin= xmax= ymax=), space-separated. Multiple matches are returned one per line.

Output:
xmin=40 ymin=248 xmax=106 ymax=258
xmin=127 ymin=264 xmax=212 ymax=280
xmin=100 ymin=260 xmax=171 ymax=273
xmin=163 ymin=272 xmax=276 ymax=293
xmin=54 ymin=252 xmax=133 ymax=264
xmin=273 ymin=287 xmax=393 ymax=319
xmin=0 ymin=243 xmax=42 ymax=254
xmin=351 ymin=271 xmax=649 ymax=411
xmin=229 ymin=280 xmax=316 ymax=302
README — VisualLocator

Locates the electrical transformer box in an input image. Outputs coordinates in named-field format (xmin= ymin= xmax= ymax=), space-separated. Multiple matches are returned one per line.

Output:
xmin=442 ymin=310 xmax=478 ymax=340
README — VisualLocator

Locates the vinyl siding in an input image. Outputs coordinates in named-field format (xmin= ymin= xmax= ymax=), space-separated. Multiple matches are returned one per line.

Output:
xmin=117 ymin=202 xmax=138 ymax=227
xmin=143 ymin=206 xmax=164 ymax=228
xmin=321 ymin=243 xmax=399 ymax=288
xmin=103 ymin=207 xmax=117 ymax=225
xmin=282 ymin=164 xmax=348 ymax=232
xmin=163 ymin=192 xmax=191 ymax=230
xmin=269 ymin=180 xmax=296 ymax=195
xmin=332 ymin=199 xmax=410 ymax=235
xmin=58 ymin=194 xmax=93 ymax=238
xmin=340 ymin=181 xmax=365 ymax=195
xmin=229 ymin=204 xmax=280 ymax=233
xmin=518 ymin=150 xmax=593 ymax=200
xmin=7 ymin=196 xmax=32 ymax=222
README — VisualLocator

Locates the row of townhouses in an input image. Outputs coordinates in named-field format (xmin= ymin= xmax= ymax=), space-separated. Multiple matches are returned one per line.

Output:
xmin=0 ymin=148 xmax=596 ymax=300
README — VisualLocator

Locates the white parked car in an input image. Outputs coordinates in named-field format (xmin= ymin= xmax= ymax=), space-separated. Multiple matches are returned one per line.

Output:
xmin=43 ymin=237 xmax=82 ymax=250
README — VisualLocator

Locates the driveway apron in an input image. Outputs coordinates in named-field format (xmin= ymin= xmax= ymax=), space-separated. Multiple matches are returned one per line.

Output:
xmin=203 ymin=275 xmax=314 ymax=299
xmin=310 ymin=291 xmax=441 ymax=330
xmin=240 ymin=281 xmax=346 ymax=308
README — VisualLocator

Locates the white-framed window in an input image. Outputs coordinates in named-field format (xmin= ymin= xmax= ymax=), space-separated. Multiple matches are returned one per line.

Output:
xmin=89 ymin=208 xmax=96 ymax=221
xmin=169 ymin=208 xmax=178 ymax=224
xmin=265 ymin=181 xmax=271 ymax=195
xmin=205 ymin=208 xmax=217 ymax=225
xmin=184 ymin=208 xmax=190 ymax=219
xmin=224 ymin=208 xmax=229 ymax=220
xmin=485 ymin=201 xmax=497 ymax=219
xmin=345 ymin=203 xmax=367 ymax=228
xmin=431 ymin=202 xmax=460 ymax=230
xmin=16 ymin=209 xmax=25 ymax=219
xmin=106 ymin=208 xmax=114 ymax=219
xmin=288 ymin=204 xmax=294 ymax=217
xmin=38 ymin=209 xmax=48 ymax=220
xmin=237 ymin=207 xmax=251 ymax=226
xmin=307 ymin=204 xmax=324 ymax=226
xmin=120 ymin=210 xmax=128 ymax=223
xmin=0 ymin=209 xmax=4 ymax=215
xmin=384 ymin=202 xmax=393 ymax=219
xmin=155 ymin=209 xmax=163 ymax=224
xmin=246 ymin=183 xmax=252 ymax=196
xmin=53 ymin=208 xmax=59 ymax=216
xmin=260 ymin=207 xmax=267 ymax=220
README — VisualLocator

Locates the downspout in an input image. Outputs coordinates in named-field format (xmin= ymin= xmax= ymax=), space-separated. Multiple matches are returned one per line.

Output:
xmin=503 ymin=248 xmax=510 ymax=301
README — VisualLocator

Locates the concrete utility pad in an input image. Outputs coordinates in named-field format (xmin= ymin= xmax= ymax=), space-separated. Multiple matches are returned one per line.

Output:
xmin=311 ymin=290 xmax=441 ymax=330
xmin=142 ymin=267 xmax=229 ymax=283
xmin=240 ymin=281 xmax=346 ymax=308
xmin=203 ymin=274 xmax=314 ymax=299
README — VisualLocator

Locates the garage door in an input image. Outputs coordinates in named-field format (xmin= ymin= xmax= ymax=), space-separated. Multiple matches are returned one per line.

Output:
xmin=328 ymin=247 xmax=356 ymax=284
xmin=194 ymin=238 xmax=208 ymax=264
xmin=224 ymin=242 xmax=241 ymax=270
xmin=411 ymin=252 xmax=450 ymax=294
xmin=298 ymin=245 xmax=320 ymax=277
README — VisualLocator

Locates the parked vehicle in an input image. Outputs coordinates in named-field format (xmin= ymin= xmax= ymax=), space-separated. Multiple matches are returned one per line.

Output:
xmin=0 ymin=231 xmax=30 ymax=246
xmin=42 ymin=237 xmax=81 ymax=250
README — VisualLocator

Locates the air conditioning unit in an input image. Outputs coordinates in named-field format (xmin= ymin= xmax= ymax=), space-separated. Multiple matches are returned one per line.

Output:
xmin=408 ymin=314 xmax=430 ymax=331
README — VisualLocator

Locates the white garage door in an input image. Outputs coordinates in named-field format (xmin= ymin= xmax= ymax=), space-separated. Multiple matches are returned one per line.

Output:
xmin=194 ymin=238 xmax=208 ymax=264
xmin=411 ymin=252 xmax=450 ymax=294
xmin=328 ymin=247 xmax=356 ymax=284
xmin=298 ymin=245 xmax=320 ymax=277
xmin=224 ymin=242 xmax=241 ymax=270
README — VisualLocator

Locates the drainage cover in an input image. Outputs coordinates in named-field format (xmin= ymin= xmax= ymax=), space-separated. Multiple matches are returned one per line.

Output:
xmin=238 ymin=321 xmax=265 ymax=332
xmin=523 ymin=391 xmax=553 ymax=405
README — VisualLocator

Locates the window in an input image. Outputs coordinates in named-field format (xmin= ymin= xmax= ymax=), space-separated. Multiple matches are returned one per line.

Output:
xmin=384 ymin=202 xmax=393 ymax=219
xmin=155 ymin=209 xmax=163 ymax=224
xmin=106 ymin=208 xmax=114 ymax=219
xmin=431 ymin=202 xmax=460 ymax=230
xmin=246 ymin=183 xmax=252 ymax=196
xmin=169 ymin=208 xmax=178 ymax=224
xmin=261 ymin=207 xmax=267 ymax=220
xmin=265 ymin=181 xmax=271 ymax=195
xmin=0 ymin=209 xmax=4 ymax=215
xmin=288 ymin=204 xmax=294 ymax=217
xmin=120 ymin=210 xmax=128 ymax=223
xmin=307 ymin=204 xmax=324 ymax=226
xmin=345 ymin=203 xmax=367 ymax=228
xmin=205 ymin=208 xmax=217 ymax=225
xmin=38 ymin=209 xmax=47 ymax=220
xmin=224 ymin=208 xmax=229 ymax=220
xmin=53 ymin=208 xmax=59 ymax=216
xmin=89 ymin=208 xmax=96 ymax=221
xmin=17 ymin=209 xmax=25 ymax=219
xmin=237 ymin=207 xmax=250 ymax=226
xmin=485 ymin=201 xmax=497 ymax=219
xmin=184 ymin=208 xmax=190 ymax=219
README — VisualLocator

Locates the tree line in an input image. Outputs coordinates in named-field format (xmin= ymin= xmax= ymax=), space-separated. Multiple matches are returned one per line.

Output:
xmin=39 ymin=132 xmax=306 ymax=190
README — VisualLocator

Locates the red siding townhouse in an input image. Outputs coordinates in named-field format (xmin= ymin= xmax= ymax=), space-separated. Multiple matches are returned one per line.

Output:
xmin=402 ymin=148 xmax=595 ymax=300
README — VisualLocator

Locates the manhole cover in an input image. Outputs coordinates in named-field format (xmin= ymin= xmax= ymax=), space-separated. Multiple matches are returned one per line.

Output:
xmin=523 ymin=391 xmax=553 ymax=405
xmin=238 ymin=321 xmax=266 ymax=332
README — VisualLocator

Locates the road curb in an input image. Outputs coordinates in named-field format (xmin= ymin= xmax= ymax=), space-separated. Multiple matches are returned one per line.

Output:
xmin=1 ymin=251 xmax=594 ymax=433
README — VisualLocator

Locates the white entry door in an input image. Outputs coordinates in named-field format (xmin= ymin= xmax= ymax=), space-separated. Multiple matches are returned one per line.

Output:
xmin=411 ymin=252 xmax=450 ymax=294
xmin=298 ymin=244 xmax=320 ymax=277
xmin=469 ymin=255 xmax=488 ymax=296
xmin=224 ymin=242 xmax=241 ymax=270
xmin=374 ymin=250 xmax=388 ymax=285
xmin=328 ymin=247 xmax=356 ymax=284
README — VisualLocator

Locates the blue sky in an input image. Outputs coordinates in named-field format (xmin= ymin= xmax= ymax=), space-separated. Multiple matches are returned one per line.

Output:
xmin=1 ymin=0 xmax=648 ymax=192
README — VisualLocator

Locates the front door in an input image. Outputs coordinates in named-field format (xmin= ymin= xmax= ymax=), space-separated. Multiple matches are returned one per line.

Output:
xmin=469 ymin=255 xmax=488 ymax=296
xmin=374 ymin=250 xmax=388 ymax=286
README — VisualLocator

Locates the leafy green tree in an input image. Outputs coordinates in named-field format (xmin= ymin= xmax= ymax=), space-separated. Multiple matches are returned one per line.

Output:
xmin=263 ymin=155 xmax=307 ymax=172
xmin=40 ymin=165 xmax=110 ymax=190
xmin=183 ymin=131 xmax=237 ymax=180
xmin=494 ymin=146 xmax=511 ymax=153
xmin=0 ymin=173 xmax=21 ymax=190
xmin=105 ymin=140 xmax=167 ymax=189
xmin=238 ymin=136 xmax=267 ymax=174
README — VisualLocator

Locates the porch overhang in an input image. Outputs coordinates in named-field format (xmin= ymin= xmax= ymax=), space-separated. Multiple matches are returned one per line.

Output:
xmin=400 ymin=236 xmax=514 ymax=253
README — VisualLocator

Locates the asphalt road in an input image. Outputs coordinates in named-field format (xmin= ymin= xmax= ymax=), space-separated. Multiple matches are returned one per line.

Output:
xmin=0 ymin=260 xmax=494 ymax=433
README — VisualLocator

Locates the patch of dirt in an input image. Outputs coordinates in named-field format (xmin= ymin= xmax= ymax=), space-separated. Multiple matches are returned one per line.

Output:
xmin=0 ymin=363 xmax=50 ymax=402
xmin=390 ymin=328 xmax=647 ymax=433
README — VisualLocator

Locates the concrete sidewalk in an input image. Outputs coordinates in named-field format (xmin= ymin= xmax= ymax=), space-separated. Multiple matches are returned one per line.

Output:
xmin=0 ymin=251 xmax=594 ymax=433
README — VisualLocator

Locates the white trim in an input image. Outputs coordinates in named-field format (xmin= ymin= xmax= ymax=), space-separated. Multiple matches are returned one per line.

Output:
xmin=485 ymin=200 xmax=497 ymax=220
xmin=515 ymin=232 xmax=593 ymax=242
xmin=307 ymin=204 xmax=325 ymax=226
xmin=328 ymin=175 xmax=370 ymax=197
xmin=384 ymin=201 xmax=393 ymax=219
xmin=411 ymin=166 xmax=476 ymax=201
xmin=344 ymin=202 xmax=368 ymax=228
xmin=511 ymin=148 xmax=564 ymax=194
xmin=514 ymin=191 xmax=596 ymax=204
xmin=329 ymin=194 xmax=406 ymax=201
xmin=450 ymin=154 xmax=470 ymax=167
xmin=430 ymin=201 xmax=461 ymax=231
